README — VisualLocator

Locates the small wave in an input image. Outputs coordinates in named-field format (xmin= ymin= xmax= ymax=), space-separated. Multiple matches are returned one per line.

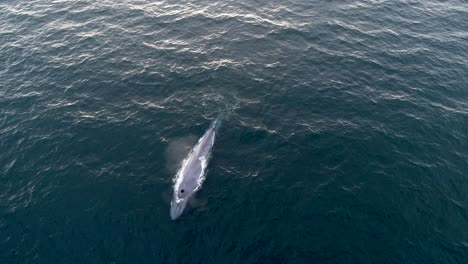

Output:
xmin=2 ymin=159 xmax=16 ymax=174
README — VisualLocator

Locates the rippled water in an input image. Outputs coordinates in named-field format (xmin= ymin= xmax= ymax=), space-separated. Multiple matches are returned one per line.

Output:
xmin=1 ymin=0 xmax=468 ymax=263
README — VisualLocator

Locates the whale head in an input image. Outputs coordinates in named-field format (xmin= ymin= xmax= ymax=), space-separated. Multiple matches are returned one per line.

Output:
xmin=170 ymin=197 xmax=188 ymax=220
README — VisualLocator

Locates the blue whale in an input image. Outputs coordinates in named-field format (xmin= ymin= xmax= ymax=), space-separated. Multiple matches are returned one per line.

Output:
xmin=170 ymin=118 xmax=220 ymax=220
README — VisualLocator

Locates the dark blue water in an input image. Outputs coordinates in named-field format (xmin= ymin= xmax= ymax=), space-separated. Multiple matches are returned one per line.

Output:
xmin=1 ymin=0 xmax=468 ymax=263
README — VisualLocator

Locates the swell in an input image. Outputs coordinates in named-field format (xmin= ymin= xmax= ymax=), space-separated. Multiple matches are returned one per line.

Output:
xmin=1 ymin=0 xmax=468 ymax=263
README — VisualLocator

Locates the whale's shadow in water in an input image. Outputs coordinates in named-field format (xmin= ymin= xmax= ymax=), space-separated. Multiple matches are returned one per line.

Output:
xmin=165 ymin=135 xmax=198 ymax=174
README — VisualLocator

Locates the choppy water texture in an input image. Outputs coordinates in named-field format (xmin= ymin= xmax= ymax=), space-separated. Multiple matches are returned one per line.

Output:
xmin=1 ymin=0 xmax=468 ymax=263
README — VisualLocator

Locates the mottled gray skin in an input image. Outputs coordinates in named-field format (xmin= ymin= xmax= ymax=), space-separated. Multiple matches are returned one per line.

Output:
xmin=170 ymin=122 xmax=217 ymax=220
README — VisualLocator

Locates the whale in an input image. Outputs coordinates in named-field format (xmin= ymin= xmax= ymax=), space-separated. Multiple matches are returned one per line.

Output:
xmin=170 ymin=118 xmax=220 ymax=220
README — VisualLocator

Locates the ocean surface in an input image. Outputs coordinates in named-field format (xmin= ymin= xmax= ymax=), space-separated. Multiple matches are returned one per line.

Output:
xmin=1 ymin=0 xmax=468 ymax=263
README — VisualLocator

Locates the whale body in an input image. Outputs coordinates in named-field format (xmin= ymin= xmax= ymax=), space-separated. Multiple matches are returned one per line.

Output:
xmin=170 ymin=119 xmax=219 ymax=220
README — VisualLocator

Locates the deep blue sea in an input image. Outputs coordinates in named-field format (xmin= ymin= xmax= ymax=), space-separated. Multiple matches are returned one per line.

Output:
xmin=1 ymin=0 xmax=468 ymax=263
